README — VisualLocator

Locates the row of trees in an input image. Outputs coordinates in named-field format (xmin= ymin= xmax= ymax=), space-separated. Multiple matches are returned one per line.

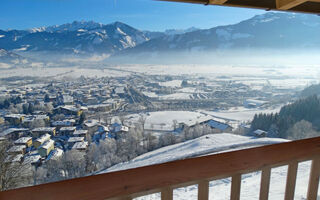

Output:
xmin=251 ymin=95 xmax=320 ymax=139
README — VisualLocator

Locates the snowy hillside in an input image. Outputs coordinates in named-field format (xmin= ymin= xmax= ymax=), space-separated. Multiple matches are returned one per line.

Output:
xmin=100 ymin=133 xmax=287 ymax=173
xmin=99 ymin=134 xmax=314 ymax=200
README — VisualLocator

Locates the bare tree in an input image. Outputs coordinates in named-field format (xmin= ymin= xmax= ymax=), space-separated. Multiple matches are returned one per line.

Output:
xmin=138 ymin=114 xmax=146 ymax=131
xmin=0 ymin=141 xmax=31 ymax=191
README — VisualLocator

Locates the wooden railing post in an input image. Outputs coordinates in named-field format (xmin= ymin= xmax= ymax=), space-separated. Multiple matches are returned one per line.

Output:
xmin=231 ymin=174 xmax=241 ymax=200
xmin=161 ymin=187 xmax=173 ymax=200
xmin=259 ymin=167 xmax=271 ymax=200
xmin=307 ymin=157 xmax=320 ymax=200
xmin=198 ymin=180 xmax=209 ymax=200
xmin=284 ymin=161 xmax=298 ymax=200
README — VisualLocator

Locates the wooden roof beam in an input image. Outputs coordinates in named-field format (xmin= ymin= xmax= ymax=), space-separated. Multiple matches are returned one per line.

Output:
xmin=276 ymin=0 xmax=320 ymax=10
xmin=208 ymin=0 xmax=228 ymax=5
xmin=277 ymin=0 xmax=307 ymax=10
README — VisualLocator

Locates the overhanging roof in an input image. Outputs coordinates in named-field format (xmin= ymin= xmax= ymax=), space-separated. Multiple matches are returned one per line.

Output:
xmin=160 ymin=0 xmax=320 ymax=14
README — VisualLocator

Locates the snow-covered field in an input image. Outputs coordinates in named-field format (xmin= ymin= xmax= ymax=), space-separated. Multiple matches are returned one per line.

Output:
xmin=200 ymin=106 xmax=282 ymax=122
xmin=1 ymin=64 xmax=318 ymax=90
xmin=99 ymin=134 xmax=316 ymax=200
xmin=124 ymin=108 xmax=281 ymax=132
xmin=124 ymin=111 xmax=207 ymax=131
xmin=0 ymin=67 xmax=129 ymax=79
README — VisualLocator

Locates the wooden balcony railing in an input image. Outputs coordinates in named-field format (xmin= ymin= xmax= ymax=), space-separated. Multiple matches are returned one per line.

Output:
xmin=1 ymin=136 xmax=320 ymax=200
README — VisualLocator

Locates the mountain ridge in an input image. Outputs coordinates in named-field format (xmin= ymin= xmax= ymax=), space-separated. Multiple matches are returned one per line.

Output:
xmin=0 ymin=12 xmax=320 ymax=58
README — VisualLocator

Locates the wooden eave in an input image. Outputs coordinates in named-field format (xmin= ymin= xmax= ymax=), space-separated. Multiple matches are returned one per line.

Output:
xmin=160 ymin=0 xmax=320 ymax=14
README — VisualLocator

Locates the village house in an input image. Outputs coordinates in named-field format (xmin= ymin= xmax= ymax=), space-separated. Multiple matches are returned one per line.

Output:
xmin=14 ymin=136 xmax=33 ymax=148
xmin=54 ymin=105 xmax=83 ymax=117
xmin=92 ymin=125 xmax=109 ymax=142
xmin=67 ymin=137 xmax=85 ymax=148
xmin=4 ymin=114 xmax=25 ymax=125
xmin=22 ymin=115 xmax=50 ymax=127
xmin=7 ymin=145 xmax=26 ymax=155
xmin=23 ymin=154 xmax=42 ymax=166
xmin=253 ymin=129 xmax=267 ymax=137
xmin=206 ymin=119 xmax=233 ymax=132
xmin=108 ymin=123 xmax=129 ymax=139
xmin=38 ymin=139 xmax=55 ymax=157
xmin=52 ymin=119 xmax=75 ymax=129
xmin=73 ymin=129 xmax=88 ymax=138
xmin=46 ymin=148 xmax=64 ymax=161
xmin=9 ymin=128 xmax=29 ymax=139
xmin=32 ymin=127 xmax=56 ymax=138
xmin=72 ymin=141 xmax=88 ymax=151
xmin=61 ymin=95 xmax=74 ymax=105
xmin=83 ymin=119 xmax=102 ymax=134
xmin=0 ymin=128 xmax=29 ymax=140
xmin=33 ymin=133 xmax=51 ymax=148
xmin=59 ymin=126 xmax=76 ymax=136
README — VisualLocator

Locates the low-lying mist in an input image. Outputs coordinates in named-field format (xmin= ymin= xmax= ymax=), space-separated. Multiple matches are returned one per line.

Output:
xmin=105 ymin=48 xmax=320 ymax=66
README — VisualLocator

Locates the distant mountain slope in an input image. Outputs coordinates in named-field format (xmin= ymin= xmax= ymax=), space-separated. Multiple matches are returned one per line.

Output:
xmin=122 ymin=12 xmax=320 ymax=55
xmin=0 ymin=21 xmax=150 ymax=55
xmin=0 ymin=48 xmax=29 ymax=66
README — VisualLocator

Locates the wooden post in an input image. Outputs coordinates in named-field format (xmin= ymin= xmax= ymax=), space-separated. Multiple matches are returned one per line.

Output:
xmin=161 ymin=187 xmax=173 ymax=200
xmin=231 ymin=174 xmax=241 ymax=200
xmin=307 ymin=158 xmax=320 ymax=200
xmin=259 ymin=167 xmax=271 ymax=200
xmin=284 ymin=161 xmax=298 ymax=200
xmin=198 ymin=180 xmax=209 ymax=200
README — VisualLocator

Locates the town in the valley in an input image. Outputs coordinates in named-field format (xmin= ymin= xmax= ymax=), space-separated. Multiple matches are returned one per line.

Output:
xmin=0 ymin=65 xmax=313 ymax=188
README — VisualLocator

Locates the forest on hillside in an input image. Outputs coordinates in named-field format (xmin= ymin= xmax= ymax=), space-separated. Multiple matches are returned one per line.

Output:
xmin=251 ymin=95 xmax=320 ymax=139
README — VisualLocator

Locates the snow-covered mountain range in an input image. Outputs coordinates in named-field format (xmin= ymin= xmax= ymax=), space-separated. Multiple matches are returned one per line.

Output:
xmin=0 ymin=12 xmax=319 ymax=58
xmin=0 ymin=21 xmax=149 ymax=55
xmin=123 ymin=12 xmax=320 ymax=55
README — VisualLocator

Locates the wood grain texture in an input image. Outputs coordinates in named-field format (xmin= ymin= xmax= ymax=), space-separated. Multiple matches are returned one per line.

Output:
xmin=307 ymin=157 xmax=320 ymax=200
xmin=158 ymin=0 xmax=320 ymax=14
xmin=198 ymin=180 xmax=209 ymax=200
xmin=2 ymin=137 xmax=320 ymax=200
xmin=231 ymin=174 xmax=241 ymax=200
xmin=259 ymin=167 xmax=271 ymax=200
xmin=161 ymin=187 xmax=173 ymax=200
xmin=284 ymin=161 xmax=298 ymax=200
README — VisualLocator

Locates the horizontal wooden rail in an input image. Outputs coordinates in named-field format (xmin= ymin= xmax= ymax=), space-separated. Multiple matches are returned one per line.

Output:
xmin=2 ymin=136 xmax=320 ymax=200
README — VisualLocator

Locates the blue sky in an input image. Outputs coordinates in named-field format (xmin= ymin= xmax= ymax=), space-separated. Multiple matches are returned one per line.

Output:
xmin=0 ymin=0 xmax=266 ymax=31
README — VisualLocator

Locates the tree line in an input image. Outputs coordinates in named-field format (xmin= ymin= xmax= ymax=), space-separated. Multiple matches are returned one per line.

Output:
xmin=251 ymin=95 xmax=320 ymax=139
